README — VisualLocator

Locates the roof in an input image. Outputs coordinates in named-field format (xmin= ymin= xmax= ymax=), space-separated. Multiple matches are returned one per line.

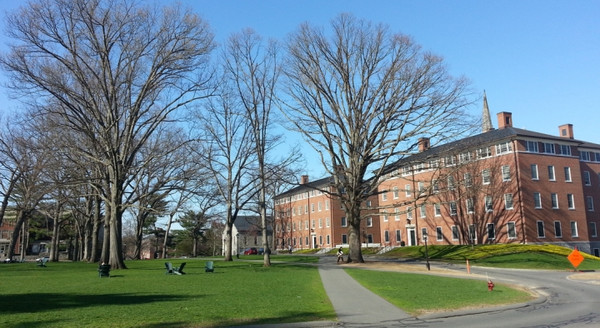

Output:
xmin=233 ymin=216 xmax=273 ymax=233
xmin=275 ymin=176 xmax=333 ymax=199
xmin=383 ymin=126 xmax=600 ymax=174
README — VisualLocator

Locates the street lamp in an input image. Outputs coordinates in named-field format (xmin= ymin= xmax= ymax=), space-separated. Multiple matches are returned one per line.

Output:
xmin=423 ymin=232 xmax=430 ymax=271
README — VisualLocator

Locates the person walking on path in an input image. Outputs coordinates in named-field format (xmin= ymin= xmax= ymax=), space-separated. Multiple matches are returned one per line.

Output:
xmin=337 ymin=247 xmax=344 ymax=263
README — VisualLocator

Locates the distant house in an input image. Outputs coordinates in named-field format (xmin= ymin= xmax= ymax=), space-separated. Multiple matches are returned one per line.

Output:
xmin=222 ymin=216 xmax=273 ymax=255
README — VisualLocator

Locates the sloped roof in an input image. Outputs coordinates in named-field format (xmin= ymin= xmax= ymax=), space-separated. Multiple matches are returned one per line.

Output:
xmin=383 ymin=126 xmax=600 ymax=174
xmin=233 ymin=215 xmax=272 ymax=233
xmin=275 ymin=176 xmax=332 ymax=199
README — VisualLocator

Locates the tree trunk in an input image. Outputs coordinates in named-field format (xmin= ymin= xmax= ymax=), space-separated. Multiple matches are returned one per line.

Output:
xmin=7 ymin=210 xmax=27 ymax=260
xmin=50 ymin=218 xmax=60 ymax=261
xmin=224 ymin=223 xmax=233 ymax=261
xmin=346 ymin=205 xmax=364 ymax=263
xmin=90 ymin=195 xmax=101 ymax=263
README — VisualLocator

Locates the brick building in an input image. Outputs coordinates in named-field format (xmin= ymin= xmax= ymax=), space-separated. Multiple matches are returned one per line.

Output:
xmin=273 ymin=175 xmax=380 ymax=252
xmin=274 ymin=98 xmax=600 ymax=255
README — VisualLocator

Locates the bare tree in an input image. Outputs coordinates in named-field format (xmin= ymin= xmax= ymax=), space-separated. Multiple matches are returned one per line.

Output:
xmin=194 ymin=88 xmax=257 ymax=261
xmin=1 ymin=0 xmax=215 ymax=268
xmin=224 ymin=29 xmax=283 ymax=266
xmin=283 ymin=14 xmax=472 ymax=262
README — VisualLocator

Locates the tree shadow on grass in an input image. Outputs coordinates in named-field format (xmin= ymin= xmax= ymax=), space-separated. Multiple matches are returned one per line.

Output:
xmin=0 ymin=293 xmax=191 ymax=314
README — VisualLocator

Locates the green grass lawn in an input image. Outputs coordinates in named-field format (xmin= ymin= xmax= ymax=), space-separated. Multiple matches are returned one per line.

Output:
xmin=0 ymin=257 xmax=333 ymax=328
xmin=385 ymin=244 xmax=600 ymax=270
xmin=345 ymin=269 xmax=534 ymax=316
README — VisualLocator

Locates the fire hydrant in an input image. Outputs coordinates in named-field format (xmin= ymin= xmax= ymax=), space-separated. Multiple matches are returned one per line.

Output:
xmin=487 ymin=280 xmax=495 ymax=291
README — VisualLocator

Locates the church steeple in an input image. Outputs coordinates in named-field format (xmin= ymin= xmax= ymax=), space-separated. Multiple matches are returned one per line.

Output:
xmin=482 ymin=90 xmax=493 ymax=132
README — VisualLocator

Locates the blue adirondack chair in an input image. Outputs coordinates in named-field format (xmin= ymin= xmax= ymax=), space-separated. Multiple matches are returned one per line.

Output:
xmin=205 ymin=261 xmax=214 ymax=272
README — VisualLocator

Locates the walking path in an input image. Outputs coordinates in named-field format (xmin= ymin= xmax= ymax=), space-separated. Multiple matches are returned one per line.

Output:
xmin=245 ymin=255 xmax=600 ymax=328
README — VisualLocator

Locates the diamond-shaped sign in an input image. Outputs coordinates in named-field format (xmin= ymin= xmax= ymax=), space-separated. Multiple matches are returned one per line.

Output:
xmin=567 ymin=248 xmax=584 ymax=269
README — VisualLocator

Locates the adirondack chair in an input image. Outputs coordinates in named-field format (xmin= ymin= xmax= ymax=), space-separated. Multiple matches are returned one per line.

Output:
xmin=37 ymin=257 xmax=49 ymax=267
xmin=205 ymin=261 xmax=214 ymax=273
xmin=165 ymin=262 xmax=174 ymax=274
xmin=98 ymin=264 xmax=111 ymax=278
xmin=174 ymin=262 xmax=186 ymax=275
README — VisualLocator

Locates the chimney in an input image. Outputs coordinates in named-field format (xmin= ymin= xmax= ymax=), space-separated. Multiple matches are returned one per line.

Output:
xmin=300 ymin=175 xmax=309 ymax=185
xmin=559 ymin=124 xmax=574 ymax=139
xmin=497 ymin=112 xmax=513 ymax=129
xmin=418 ymin=137 xmax=430 ymax=152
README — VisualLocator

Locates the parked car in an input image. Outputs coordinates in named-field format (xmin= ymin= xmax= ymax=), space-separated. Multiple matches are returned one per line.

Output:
xmin=258 ymin=248 xmax=264 ymax=255
xmin=243 ymin=247 xmax=258 ymax=255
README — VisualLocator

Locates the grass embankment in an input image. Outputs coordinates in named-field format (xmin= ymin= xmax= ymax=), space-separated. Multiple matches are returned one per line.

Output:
xmin=345 ymin=269 xmax=532 ymax=316
xmin=0 ymin=256 xmax=333 ymax=328
xmin=384 ymin=244 xmax=600 ymax=271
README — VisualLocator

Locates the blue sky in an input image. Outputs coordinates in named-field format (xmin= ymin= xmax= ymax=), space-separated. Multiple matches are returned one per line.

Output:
xmin=1 ymin=1 xmax=598 ymax=179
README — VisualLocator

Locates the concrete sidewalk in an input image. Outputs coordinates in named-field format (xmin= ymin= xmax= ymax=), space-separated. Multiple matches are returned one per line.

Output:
xmin=318 ymin=256 xmax=412 ymax=327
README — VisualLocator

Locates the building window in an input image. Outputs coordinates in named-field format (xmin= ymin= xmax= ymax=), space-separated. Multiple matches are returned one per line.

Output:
xmin=466 ymin=198 xmax=474 ymax=213
xmin=548 ymin=165 xmax=555 ymax=181
xmin=421 ymin=228 xmax=428 ymax=239
xmin=477 ymin=146 xmax=492 ymax=158
xmin=485 ymin=196 xmax=493 ymax=212
xmin=584 ymin=171 xmax=591 ymax=186
xmin=383 ymin=210 xmax=388 ymax=222
xmin=311 ymin=219 xmax=315 ymax=229
xmin=318 ymin=202 xmax=322 ymax=211
xmin=420 ymin=204 xmax=426 ymax=218
xmin=502 ymin=165 xmax=511 ymax=181
xmin=482 ymin=169 xmax=491 ymax=185
xmin=341 ymin=217 xmax=347 ymax=227
xmin=560 ymin=144 xmax=571 ymax=156
xmin=393 ymin=187 xmax=399 ymax=199
xmin=406 ymin=207 xmax=413 ymax=220
xmin=590 ymin=222 xmax=597 ymax=238
xmin=366 ymin=217 xmax=373 ymax=227
xmin=448 ymin=176 xmax=455 ymax=190
xmin=342 ymin=234 xmax=347 ymax=244
xmin=418 ymin=182 xmax=425 ymax=195
xmin=451 ymin=226 xmax=460 ymax=241
xmin=531 ymin=164 xmax=539 ymax=180
xmin=434 ymin=203 xmax=441 ymax=217
xmin=405 ymin=184 xmax=412 ymax=197
xmin=382 ymin=192 xmax=387 ymax=201
xmin=537 ymin=221 xmax=545 ymax=238
xmin=304 ymin=205 xmax=308 ymax=214
xmin=564 ymin=167 xmax=572 ymax=182
xmin=436 ymin=227 xmax=443 ymax=241
xmin=554 ymin=221 xmax=562 ymax=238
xmin=394 ymin=208 xmax=400 ymax=221
xmin=326 ymin=235 xmax=330 ymax=244
xmin=319 ymin=218 xmax=323 ymax=228
xmin=395 ymin=230 xmax=402 ymax=242
xmin=544 ymin=142 xmax=555 ymax=154
xmin=325 ymin=200 xmax=330 ymax=210
xmin=306 ymin=236 xmax=309 ymax=245
xmin=534 ymin=192 xmax=542 ymax=209
xmin=468 ymin=224 xmax=476 ymax=241
xmin=551 ymin=193 xmax=559 ymax=209
xmin=581 ymin=151 xmax=591 ymax=161
xmin=571 ymin=221 xmax=578 ymax=237
xmin=384 ymin=230 xmax=390 ymax=243
xmin=449 ymin=202 xmax=457 ymax=216
xmin=365 ymin=200 xmax=371 ymax=208
xmin=504 ymin=193 xmax=514 ymax=210
xmin=458 ymin=174 xmax=469 ymax=189
xmin=526 ymin=141 xmax=539 ymax=152
xmin=586 ymin=196 xmax=594 ymax=212
xmin=496 ymin=141 xmax=512 ymax=154
xmin=507 ymin=222 xmax=517 ymax=239
xmin=567 ymin=194 xmax=575 ymax=209
xmin=487 ymin=223 xmax=495 ymax=240
xmin=305 ymin=220 xmax=309 ymax=230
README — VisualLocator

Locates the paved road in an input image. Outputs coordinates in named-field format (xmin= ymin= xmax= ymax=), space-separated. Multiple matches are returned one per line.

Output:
xmin=245 ymin=256 xmax=600 ymax=327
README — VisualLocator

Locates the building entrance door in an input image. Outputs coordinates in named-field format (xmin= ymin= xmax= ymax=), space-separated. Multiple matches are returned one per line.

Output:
xmin=407 ymin=228 xmax=416 ymax=246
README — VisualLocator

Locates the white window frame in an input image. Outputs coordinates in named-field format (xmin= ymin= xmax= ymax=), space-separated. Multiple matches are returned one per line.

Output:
xmin=451 ymin=225 xmax=460 ymax=241
xmin=487 ymin=223 xmax=496 ymax=240
xmin=567 ymin=194 xmax=575 ymax=210
xmin=420 ymin=204 xmax=427 ymax=218
xmin=590 ymin=222 xmax=597 ymax=238
xmin=571 ymin=221 xmax=579 ymax=237
xmin=548 ymin=165 xmax=556 ymax=181
xmin=554 ymin=221 xmax=562 ymax=238
xmin=584 ymin=171 xmax=591 ymax=186
xmin=534 ymin=192 xmax=542 ymax=209
xmin=482 ymin=169 xmax=491 ymax=185
xmin=502 ymin=165 xmax=511 ymax=181
xmin=485 ymin=195 xmax=493 ymax=212
xmin=504 ymin=193 xmax=514 ymax=210
xmin=564 ymin=167 xmax=572 ymax=182
xmin=586 ymin=196 xmax=594 ymax=212
xmin=405 ymin=184 xmax=412 ymax=197
xmin=366 ymin=217 xmax=373 ymax=227
xmin=537 ymin=221 xmax=545 ymax=238
xmin=507 ymin=222 xmax=517 ymax=239
xmin=531 ymin=164 xmax=539 ymax=180
xmin=434 ymin=203 xmax=441 ymax=217
xmin=551 ymin=193 xmax=559 ymax=209
xmin=436 ymin=226 xmax=443 ymax=241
